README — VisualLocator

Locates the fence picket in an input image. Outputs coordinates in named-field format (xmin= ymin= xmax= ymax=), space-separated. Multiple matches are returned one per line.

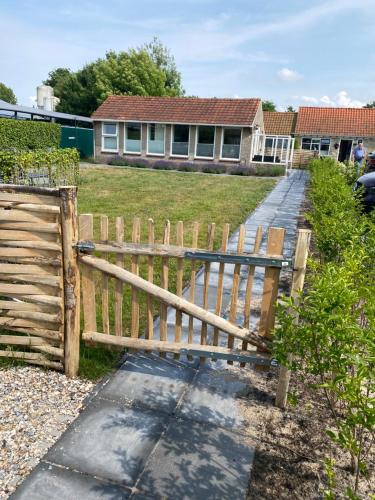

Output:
xmin=100 ymin=215 xmax=109 ymax=334
xmin=213 ymin=223 xmax=230 ymax=346
xmin=227 ymin=224 xmax=246 ymax=363
xmin=146 ymin=218 xmax=154 ymax=339
xmin=188 ymin=222 xmax=199 ymax=348
xmin=200 ymin=223 xmax=215 ymax=351
xmin=131 ymin=217 xmax=141 ymax=338
xmin=174 ymin=221 xmax=184 ymax=358
xmin=159 ymin=220 xmax=170 ymax=348
xmin=240 ymin=226 xmax=263 ymax=366
xmin=115 ymin=217 xmax=124 ymax=337
xmin=258 ymin=227 xmax=285 ymax=338
xmin=79 ymin=214 xmax=96 ymax=334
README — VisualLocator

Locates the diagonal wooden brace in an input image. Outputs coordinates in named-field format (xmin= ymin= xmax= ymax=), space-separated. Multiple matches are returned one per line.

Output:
xmin=78 ymin=254 xmax=271 ymax=352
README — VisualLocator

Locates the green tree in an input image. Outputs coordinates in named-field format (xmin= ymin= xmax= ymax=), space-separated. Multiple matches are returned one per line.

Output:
xmin=43 ymin=41 xmax=184 ymax=116
xmin=262 ymin=100 xmax=276 ymax=111
xmin=364 ymin=101 xmax=375 ymax=108
xmin=286 ymin=105 xmax=295 ymax=112
xmin=142 ymin=37 xmax=184 ymax=96
xmin=0 ymin=82 xmax=17 ymax=104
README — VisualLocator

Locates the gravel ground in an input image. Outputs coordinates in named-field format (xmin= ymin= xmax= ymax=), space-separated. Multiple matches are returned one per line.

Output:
xmin=0 ymin=366 xmax=94 ymax=499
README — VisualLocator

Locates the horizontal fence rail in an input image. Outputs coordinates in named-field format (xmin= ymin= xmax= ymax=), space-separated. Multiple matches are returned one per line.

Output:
xmin=77 ymin=214 xmax=290 ymax=366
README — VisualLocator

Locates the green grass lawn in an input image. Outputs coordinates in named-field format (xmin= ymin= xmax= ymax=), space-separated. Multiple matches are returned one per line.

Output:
xmin=76 ymin=167 xmax=276 ymax=379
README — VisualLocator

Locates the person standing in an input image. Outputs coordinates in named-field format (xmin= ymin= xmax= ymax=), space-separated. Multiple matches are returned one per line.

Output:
xmin=352 ymin=140 xmax=366 ymax=176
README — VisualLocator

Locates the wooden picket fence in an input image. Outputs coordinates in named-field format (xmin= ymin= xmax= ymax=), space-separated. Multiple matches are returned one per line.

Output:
xmin=0 ymin=185 xmax=310 ymax=407
xmin=77 ymin=214 xmax=309 ymax=373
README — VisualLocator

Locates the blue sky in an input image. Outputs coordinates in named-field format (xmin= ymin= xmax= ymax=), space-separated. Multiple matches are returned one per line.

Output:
xmin=1 ymin=0 xmax=374 ymax=109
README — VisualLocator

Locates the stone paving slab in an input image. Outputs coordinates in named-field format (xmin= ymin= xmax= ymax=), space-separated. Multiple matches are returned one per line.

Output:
xmin=12 ymin=462 xmax=131 ymax=500
xmin=98 ymin=353 xmax=196 ymax=413
xmin=176 ymin=366 xmax=249 ymax=429
xmin=134 ymin=418 xmax=255 ymax=500
xmin=46 ymin=399 xmax=168 ymax=487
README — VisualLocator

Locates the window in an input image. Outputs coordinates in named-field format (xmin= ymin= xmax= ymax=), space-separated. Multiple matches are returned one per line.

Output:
xmin=196 ymin=126 xmax=215 ymax=158
xmin=125 ymin=122 xmax=141 ymax=153
xmin=302 ymin=137 xmax=330 ymax=155
xmin=320 ymin=138 xmax=330 ymax=156
xmin=102 ymin=122 xmax=118 ymax=151
xmin=172 ymin=125 xmax=189 ymax=156
xmin=265 ymin=137 xmax=273 ymax=148
xmin=148 ymin=123 xmax=165 ymax=155
xmin=221 ymin=128 xmax=241 ymax=160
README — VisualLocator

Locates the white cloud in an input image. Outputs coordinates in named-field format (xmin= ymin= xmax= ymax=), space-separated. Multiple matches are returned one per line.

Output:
xmin=320 ymin=95 xmax=336 ymax=106
xmin=298 ymin=91 xmax=365 ymax=107
xmin=301 ymin=96 xmax=319 ymax=104
xmin=335 ymin=90 xmax=364 ymax=107
xmin=277 ymin=68 xmax=302 ymax=82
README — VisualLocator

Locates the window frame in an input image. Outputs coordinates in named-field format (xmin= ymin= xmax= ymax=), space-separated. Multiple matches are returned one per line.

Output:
xmin=170 ymin=124 xmax=190 ymax=158
xmin=147 ymin=123 xmax=166 ymax=156
xmin=124 ymin=121 xmax=142 ymax=155
xmin=101 ymin=121 xmax=119 ymax=153
xmin=195 ymin=125 xmax=216 ymax=160
xmin=220 ymin=127 xmax=242 ymax=162
xmin=301 ymin=137 xmax=331 ymax=155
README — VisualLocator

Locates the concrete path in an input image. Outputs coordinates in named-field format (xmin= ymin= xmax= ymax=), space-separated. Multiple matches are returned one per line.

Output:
xmin=12 ymin=170 xmax=308 ymax=500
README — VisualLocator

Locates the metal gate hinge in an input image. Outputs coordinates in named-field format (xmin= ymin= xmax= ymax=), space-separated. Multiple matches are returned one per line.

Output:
xmin=75 ymin=240 xmax=95 ymax=253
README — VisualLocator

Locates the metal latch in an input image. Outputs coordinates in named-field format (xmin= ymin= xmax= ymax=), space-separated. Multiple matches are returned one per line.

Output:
xmin=75 ymin=240 xmax=95 ymax=253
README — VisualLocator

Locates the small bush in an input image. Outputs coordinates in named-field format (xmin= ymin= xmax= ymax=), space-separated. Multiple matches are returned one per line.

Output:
xmin=177 ymin=162 xmax=198 ymax=172
xmin=108 ymin=156 xmax=150 ymax=168
xmin=253 ymin=165 xmax=285 ymax=176
xmin=0 ymin=118 xmax=61 ymax=149
xmin=230 ymin=165 xmax=285 ymax=176
xmin=201 ymin=163 xmax=226 ymax=174
xmin=230 ymin=166 xmax=252 ymax=176
xmin=152 ymin=160 xmax=176 ymax=170
xmin=0 ymin=148 xmax=79 ymax=186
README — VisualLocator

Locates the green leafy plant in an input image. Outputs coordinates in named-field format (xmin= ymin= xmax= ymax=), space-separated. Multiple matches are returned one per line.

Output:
xmin=0 ymin=118 xmax=61 ymax=149
xmin=275 ymin=158 xmax=375 ymax=497
xmin=0 ymin=148 xmax=79 ymax=186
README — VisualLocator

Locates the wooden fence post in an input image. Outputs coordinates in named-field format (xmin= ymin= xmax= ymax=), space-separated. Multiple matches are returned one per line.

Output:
xmin=60 ymin=187 xmax=80 ymax=378
xmin=275 ymin=229 xmax=311 ymax=408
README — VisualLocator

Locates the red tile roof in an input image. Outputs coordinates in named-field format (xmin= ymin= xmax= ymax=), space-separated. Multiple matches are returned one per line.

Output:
xmin=263 ymin=112 xmax=297 ymax=135
xmin=295 ymin=107 xmax=375 ymax=137
xmin=92 ymin=95 xmax=261 ymax=126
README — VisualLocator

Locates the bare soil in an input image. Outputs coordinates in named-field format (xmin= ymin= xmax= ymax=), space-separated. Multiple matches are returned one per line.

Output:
xmin=239 ymin=368 xmax=374 ymax=500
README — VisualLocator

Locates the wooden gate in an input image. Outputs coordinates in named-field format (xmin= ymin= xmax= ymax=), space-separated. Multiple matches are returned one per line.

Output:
xmin=76 ymin=214 xmax=310 ymax=376
xmin=0 ymin=184 xmax=80 ymax=376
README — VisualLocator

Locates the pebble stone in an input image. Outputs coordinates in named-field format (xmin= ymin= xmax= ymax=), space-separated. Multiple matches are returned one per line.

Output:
xmin=0 ymin=366 xmax=94 ymax=499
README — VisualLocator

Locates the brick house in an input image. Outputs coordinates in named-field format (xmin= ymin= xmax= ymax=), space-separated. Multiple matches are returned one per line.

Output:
xmin=294 ymin=107 xmax=375 ymax=165
xmin=91 ymin=95 xmax=265 ymax=166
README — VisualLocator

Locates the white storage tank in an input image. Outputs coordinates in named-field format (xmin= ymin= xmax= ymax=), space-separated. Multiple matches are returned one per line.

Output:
xmin=36 ymin=85 xmax=54 ymax=109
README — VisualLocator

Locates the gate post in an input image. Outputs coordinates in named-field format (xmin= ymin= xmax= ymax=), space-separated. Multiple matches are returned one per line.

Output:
xmin=275 ymin=229 xmax=311 ymax=408
xmin=60 ymin=186 xmax=80 ymax=378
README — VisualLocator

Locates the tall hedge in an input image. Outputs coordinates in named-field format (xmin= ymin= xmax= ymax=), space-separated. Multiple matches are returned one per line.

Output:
xmin=0 ymin=118 xmax=61 ymax=149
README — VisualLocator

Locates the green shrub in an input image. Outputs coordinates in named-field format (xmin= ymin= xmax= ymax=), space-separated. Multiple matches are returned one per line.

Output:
xmin=0 ymin=148 xmax=79 ymax=186
xmin=253 ymin=165 xmax=285 ymax=176
xmin=307 ymin=157 xmax=363 ymax=262
xmin=201 ymin=164 xmax=226 ymax=174
xmin=0 ymin=118 xmax=61 ymax=149
xmin=275 ymin=158 xmax=375 ymax=497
